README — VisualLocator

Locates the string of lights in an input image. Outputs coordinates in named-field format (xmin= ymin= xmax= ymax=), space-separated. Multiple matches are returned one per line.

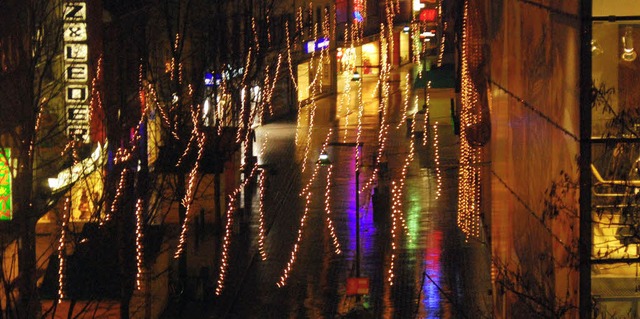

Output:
xmin=323 ymin=164 xmax=342 ymax=255
xmin=457 ymin=0 xmax=482 ymax=239
xmin=277 ymin=190 xmax=314 ymax=288
xmin=175 ymin=131 xmax=206 ymax=258
xmin=433 ymin=122 xmax=442 ymax=199
xmin=257 ymin=170 xmax=268 ymax=260
xmin=57 ymin=196 xmax=70 ymax=299
xmin=397 ymin=74 xmax=411 ymax=129
xmin=135 ymin=198 xmax=145 ymax=290
xmin=422 ymin=80 xmax=431 ymax=146
xmin=215 ymin=163 xmax=259 ymax=295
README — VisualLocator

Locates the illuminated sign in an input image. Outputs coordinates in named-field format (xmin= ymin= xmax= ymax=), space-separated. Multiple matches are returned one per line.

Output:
xmin=63 ymin=1 xmax=90 ymax=143
xmin=0 ymin=149 xmax=12 ymax=221
xmin=304 ymin=38 xmax=330 ymax=54
xmin=419 ymin=8 xmax=437 ymax=22
xmin=354 ymin=0 xmax=363 ymax=22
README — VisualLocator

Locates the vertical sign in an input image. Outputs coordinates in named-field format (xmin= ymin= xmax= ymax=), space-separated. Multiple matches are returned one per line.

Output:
xmin=63 ymin=2 xmax=90 ymax=143
xmin=0 ymin=149 xmax=12 ymax=221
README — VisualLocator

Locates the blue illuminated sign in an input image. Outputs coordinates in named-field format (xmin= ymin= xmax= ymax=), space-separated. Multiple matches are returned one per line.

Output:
xmin=304 ymin=38 xmax=330 ymax=54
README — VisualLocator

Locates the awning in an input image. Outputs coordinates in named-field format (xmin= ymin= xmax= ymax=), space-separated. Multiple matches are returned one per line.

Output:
xmin=47 ymin=142 xmax=106 ymax=193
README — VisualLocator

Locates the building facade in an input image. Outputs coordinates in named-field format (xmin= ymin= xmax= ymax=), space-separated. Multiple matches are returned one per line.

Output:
xmin=477 ymin=0 xmax=640 ymax=317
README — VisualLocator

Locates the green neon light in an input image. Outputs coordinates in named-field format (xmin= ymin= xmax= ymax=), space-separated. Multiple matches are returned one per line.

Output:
xmin=0 ymin=148 xmax=12 ymax=221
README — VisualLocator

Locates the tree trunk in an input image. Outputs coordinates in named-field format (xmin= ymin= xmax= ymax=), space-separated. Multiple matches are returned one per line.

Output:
xmin=15 ymin=153 xmax=40 ymax=319
xmin=177 ymin=173 xmax=187 ymax=299
xmin=17 ymin=217 xmax=40 ymax=319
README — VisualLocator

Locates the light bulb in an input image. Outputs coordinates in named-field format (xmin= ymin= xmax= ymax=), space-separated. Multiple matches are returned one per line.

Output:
xmin=622 ymin=26 xmax=637 ymax=62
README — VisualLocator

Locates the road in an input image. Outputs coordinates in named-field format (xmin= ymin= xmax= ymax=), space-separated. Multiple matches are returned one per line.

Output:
xmin=208 ymin=64 xmax=492 ymax=318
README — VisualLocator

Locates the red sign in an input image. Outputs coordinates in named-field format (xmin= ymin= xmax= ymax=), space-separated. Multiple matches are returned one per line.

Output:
xmin=346 ymin=277 xmax=369 ymax=295
xmin=419 ymin=9 xmax=437 ymax=22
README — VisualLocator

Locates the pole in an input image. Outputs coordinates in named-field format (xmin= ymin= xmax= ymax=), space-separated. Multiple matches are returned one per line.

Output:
xmin=579 ymin=0 xmax=593 ymax=317
xmin=355 ymin=159 xmax=360 ymax=278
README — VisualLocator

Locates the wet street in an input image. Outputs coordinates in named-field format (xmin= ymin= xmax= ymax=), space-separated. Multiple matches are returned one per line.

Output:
xmin=209 ymin=65 xmax=492 ymax=318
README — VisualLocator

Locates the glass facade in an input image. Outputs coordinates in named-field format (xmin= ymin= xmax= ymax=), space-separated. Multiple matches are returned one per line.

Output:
xmin=591 ymin=2 xmax=640 ymax=316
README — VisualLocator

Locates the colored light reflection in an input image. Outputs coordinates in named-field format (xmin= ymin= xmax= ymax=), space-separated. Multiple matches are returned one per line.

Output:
xmin=405 ymin=191 xmax=421 ymax=250
xmin=422 ymin=230 xmax=442 ymax=318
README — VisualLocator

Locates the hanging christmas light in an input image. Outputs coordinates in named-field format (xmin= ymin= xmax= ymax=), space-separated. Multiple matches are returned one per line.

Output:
xmin=277 ymin=190 xmax=314 ymax=287
xmin=323 ymin=164 xmax=342 ymax=255
xmin=433 ymin=122 xmax=442 ymax=199
xmin=457 ymin=0 xmax=483 ymax=239
xmin=257 ymin=170 xmax=268 ymax=260
xmin=57 ymin=196 xmax=70 ymax=299
xmin=135 ymin=198 xmax=145 ymax=290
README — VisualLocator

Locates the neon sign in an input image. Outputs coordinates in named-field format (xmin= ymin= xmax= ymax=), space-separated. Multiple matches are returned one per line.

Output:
xmin=63 ymin=1 xmax=90 ymax=143
xmin=0 ymin=149 xmax=12 ymax=221
xmin=304 ymin=38 xmax=330 ymax=54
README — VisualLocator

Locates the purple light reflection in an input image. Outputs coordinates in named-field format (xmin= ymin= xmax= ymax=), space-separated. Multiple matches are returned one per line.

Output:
xmin=423 ymin=230 xmax=442 ymax=318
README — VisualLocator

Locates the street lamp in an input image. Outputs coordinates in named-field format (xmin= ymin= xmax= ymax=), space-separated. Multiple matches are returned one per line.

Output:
xmin=318 ymin=142 xmax=363 ymax=279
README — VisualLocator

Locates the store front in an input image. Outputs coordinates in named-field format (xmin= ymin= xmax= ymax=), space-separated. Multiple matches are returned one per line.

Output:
xmin=589 ymin=1 xmax=640 ymax=316
xmin=336 ymin=40 xmax=380 ymax=77
xmin=399 ymin=29 xmax=411 ymax=65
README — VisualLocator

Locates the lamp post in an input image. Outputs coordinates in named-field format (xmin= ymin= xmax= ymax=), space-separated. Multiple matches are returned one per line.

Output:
xmin=318 ymin=141 xmax=363 ymax=278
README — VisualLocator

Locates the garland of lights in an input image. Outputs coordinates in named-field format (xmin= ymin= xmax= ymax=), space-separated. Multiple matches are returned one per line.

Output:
xmin=57 ymin=196 xmax=70 ymax=299
xmin=257 ymin=170 xmax=268 ymax=260
xmin=397 ymin=74 xmax=411 ymax=129
xmin=215 ymin=163 xmax=259 ymax=295
xmin=457 ymin=0 xmax=483 ymax=239
xmin=433 ymin=122 xmax=442 ymax=199
xmin=216 ymin=134 xmax=269 ymax=295
xmin=323 ymin=164 xmax=342 ymax=255
xmin=277 ymin=190 xmax=314 ymax=287
xmin=422 ymin=81 xmax=431 ymax=146
xmin=174 ymin=131 xmax=206 ymax=258
xmin=135 ymin=198 xmax=145 ymax=290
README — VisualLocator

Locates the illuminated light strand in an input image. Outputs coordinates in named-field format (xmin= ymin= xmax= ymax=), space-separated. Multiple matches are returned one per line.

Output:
xmin=397 ymin=74 xmax=411 ymax=129
xmin=457 ymin=0 xmax=482 ymax=240
xmin=252 ymin=17 xmax=260 ymax=60
xmin=437 ymin=20 xmax=447 ymax=67
xmin=341 ymin=70 xmax=353 ymax=144
xmin=103 ymin=168 xmax=128 ymax=225
xmin=58 ymin=196 xmax=70 ymax=299
xmin=236 ymin=86 xmax=248 ymax=145
xmin=88 ymin=56 xmax=104 ymax=139
xmin=135 ymin=198 xmax=145 ymax=290
xmin=241 ymin=48 xmax=253 ymax=86
xmin=361 ymin=19 xmax=393 ymax=195
xmin=355 ymin=76 xmax=364 ymax=182
xmin=296 ymin=7 xmax=304 ymax=40
xmin=301 ymin=29 xmax=323 ymax=173
xmin=257 ymin=170 xmax=268 ymax=261
xmin=175 ymin=131 xmax=206 ymax=258
xmin=285 ymin=21 xmax=298 ymax=91
xmin=433 ymin=122 xmax=442 ymax=199
xmin=215 ymin=163 xmax=260 ymax=295
xmin=422 ymin=80 xmax=431 ymax=146
xmin=387 ymin=181 xmax=400 ymax=285
xmin=265 ymin=54 xmax=283 ymax=117
xmin=277 ymin=190 xmax=314 ymax=288
xmin=266 ymin=14 xmax=272 ymax=45
xmin=388 ymin=112 xmax=420 ymax=285
xmin=323 ymin=164 xmax=342 ymax=255
xmin=300 ymin=128 xmax=333 ymax=196
xmin=215 ymin=135 xmax=268 ymax=294
xmin=31 ymin=97 xmax=46 ymax=157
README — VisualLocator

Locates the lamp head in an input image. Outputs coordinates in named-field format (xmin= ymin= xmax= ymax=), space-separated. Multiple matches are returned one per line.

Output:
xmin=318 ymin=151 xmax=331 ymax=165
